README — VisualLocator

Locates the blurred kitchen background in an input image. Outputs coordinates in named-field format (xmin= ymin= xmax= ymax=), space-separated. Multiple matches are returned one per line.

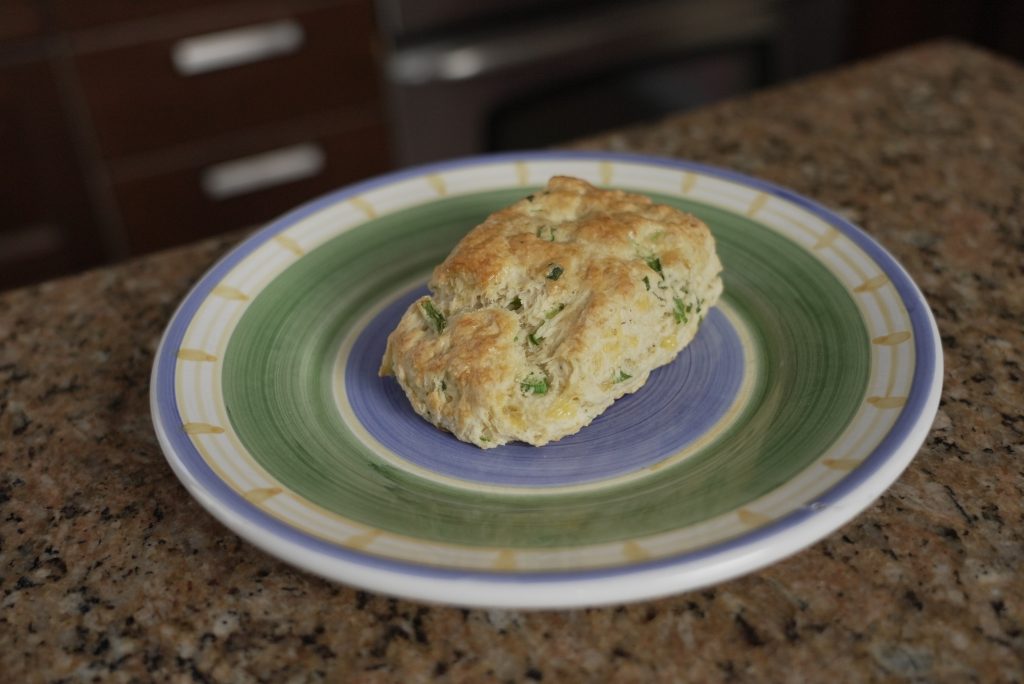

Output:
xmin=2 ymin=0 xmax=1022 ymax=290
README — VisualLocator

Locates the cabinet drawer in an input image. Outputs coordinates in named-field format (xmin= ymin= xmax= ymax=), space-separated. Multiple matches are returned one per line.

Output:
xmin=111 ymin=120 xmax=390 ymax=254
xmin=73 ymin=2 xmax=379 ymax=159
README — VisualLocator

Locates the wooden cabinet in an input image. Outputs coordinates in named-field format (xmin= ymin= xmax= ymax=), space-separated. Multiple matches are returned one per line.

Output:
xmin=0 ymin=61 xmax=103 ymax=290
xmin=0 ymin=0 xmax=44 ymax=42
xmin=0 ymin=0 xmax=390 ymax=289
xmin=72 ymin=2 xmax=380 ymax=158
xmin=111 ymin=117 xmax=390 ymax=253
xmin=51 ymin=0 xmax=234 ymax=29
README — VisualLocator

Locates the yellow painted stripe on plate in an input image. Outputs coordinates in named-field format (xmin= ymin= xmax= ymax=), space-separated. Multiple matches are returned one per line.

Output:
xmin=211 ymin=285 xmax=249 ymax=301
xmin=681 ymin=171 xmax=697 ymax=193
xmin=872 ymin=331 xmax=912 ymax=346
xmin=813 ymin=228 xmax=840 ymax=250
xmin=515 ymin=161 xmax=529 ymax=185
xmin=177 ymin=349 xmax=218 ymax=362
xmin=183 ymin=422 xmax=225 ymax=435
xmin=274 ymin=234 xmax=305 ymax=257
xmin=351 ymin=196 xmax=376 ymax=219
xmin=644 ymin=458 xmax=670 ymax=473
xmin=737 ymin=508 xmax=773 ymax=527
xmin=867 ymin=396 xmax=907 ymax=409
xmin=746 ymin=192 xmax=768 ymax=217
xmin=493 ymin=549 xmax=517 ymax=570
xmin=622 ymin=541 xmax=650 ymax=561
xmin=822 ymin=458 xmax=861 ymax=471
xmin=244 ymin=487 xmax=282 ymax=504
xmin=854 ymin=275 xmax=889 ymax=293
xmin=427 ymin=174 xmax=447 ymax=196
xmin=345 ymin=529 xmax=381 ymax=550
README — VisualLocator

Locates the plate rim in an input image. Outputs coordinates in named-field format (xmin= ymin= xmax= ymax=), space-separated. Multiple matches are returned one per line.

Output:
xmin=150 ymin=150 xmax=942 ymax=608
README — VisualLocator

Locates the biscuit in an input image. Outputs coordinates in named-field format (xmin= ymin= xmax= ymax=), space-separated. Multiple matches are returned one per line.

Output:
xmin=380 ymin=176 xmax=723 ymax=448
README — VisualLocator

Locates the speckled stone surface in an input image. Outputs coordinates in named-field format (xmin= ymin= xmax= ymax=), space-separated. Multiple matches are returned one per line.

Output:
xmin=1 ymin=42 xmax=1022 ymax=682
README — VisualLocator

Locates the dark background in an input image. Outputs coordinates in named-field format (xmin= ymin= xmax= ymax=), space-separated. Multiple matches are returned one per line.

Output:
xmin=1 ymin=0 xmax=1021 ymax=291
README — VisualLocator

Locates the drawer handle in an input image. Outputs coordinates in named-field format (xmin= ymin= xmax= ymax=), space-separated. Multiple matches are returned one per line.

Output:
xmin=201 ymin=143 xmax=325 ymax=200
xmin=172 ymin=20 xmax=305 ymax=76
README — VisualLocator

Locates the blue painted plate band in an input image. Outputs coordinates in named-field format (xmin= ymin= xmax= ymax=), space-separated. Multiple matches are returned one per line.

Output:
xmin=152 ymin=150 xmax=941 ymax=583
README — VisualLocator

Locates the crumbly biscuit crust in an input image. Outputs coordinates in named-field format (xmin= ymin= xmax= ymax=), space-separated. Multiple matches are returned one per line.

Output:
xmin=380 ymin=176 xmax=723 ymax=448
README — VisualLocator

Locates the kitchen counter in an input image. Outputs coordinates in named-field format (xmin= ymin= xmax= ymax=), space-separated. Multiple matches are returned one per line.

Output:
xmin=2 ymin=41 xmax=1021 ymax=681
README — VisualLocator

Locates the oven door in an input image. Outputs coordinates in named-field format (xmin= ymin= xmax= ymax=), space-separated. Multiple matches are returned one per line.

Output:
xmin=379 ymin=0 xmax=846 ymax=165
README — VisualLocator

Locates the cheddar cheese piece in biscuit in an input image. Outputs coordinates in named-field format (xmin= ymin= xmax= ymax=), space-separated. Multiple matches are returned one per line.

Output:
xmin=379 ymin=176 xmax=723 ymax=448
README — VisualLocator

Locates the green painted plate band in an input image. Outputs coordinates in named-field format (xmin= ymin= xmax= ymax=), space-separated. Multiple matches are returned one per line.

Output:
xmin=222 ymin=189 xmax=868 ymax=547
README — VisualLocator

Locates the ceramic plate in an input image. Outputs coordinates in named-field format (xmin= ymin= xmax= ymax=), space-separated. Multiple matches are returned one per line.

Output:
xmin=151 ymin=152 xmax=941 ymax=608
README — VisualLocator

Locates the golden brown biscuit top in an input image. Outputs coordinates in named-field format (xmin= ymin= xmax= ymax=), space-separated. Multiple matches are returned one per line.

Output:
xmin=431 ymin=176 xmax=712 ymax=308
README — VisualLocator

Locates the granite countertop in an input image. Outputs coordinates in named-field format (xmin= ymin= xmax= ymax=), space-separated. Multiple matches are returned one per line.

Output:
xmin=2 ymin=41 xmax=1022 ymax=681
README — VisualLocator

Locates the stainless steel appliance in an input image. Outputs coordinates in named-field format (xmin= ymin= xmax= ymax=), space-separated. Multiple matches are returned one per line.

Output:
xmin=375 ymin=0 xmax=848 ymax=165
